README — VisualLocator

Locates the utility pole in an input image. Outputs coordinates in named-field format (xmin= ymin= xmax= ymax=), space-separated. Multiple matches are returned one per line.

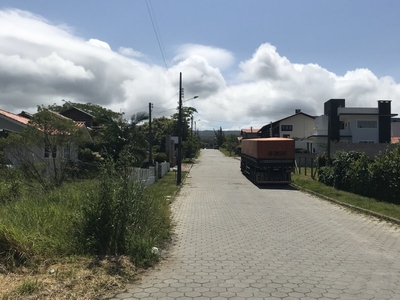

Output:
xmin=177 ymin=72 xmax=183 ymax=185
xmin=327 ymin=110 xmax=331 ymax=166
xmin=191 ymin=115 xmax=193 ymax=137
xmin=149 ymin=102 xmax=153 ymax=166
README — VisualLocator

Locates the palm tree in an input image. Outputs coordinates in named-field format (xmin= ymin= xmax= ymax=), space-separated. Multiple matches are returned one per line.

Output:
xmin=97 ymin=112 xmax=149 ymax=165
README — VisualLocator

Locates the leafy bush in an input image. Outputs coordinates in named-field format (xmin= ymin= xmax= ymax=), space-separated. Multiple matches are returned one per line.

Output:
xmin=316 ymin=152 xmax=328 ymax=167
xmin=347 ymin=152 xmax=372 ymax=196
xmin=318 ymin=166 xmax=334 ymax=186
xmin=370 ymin=146 xmax=400 ymax=204
xmin=154 ymin=152 xmax=168 ymax=163
xmin=331 ymin=151 xmax=364 ymax=190
xmin=317 ymin=147 xmax=400 ymax=205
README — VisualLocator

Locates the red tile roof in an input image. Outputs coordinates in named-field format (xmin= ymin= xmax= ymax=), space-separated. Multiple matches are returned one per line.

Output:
xmin=0 ymin=109 xmax=30 ymax=125
xmin=391 ymin=137 xmax=400 ymax=144
xmin=241 ymin=128 xmax=260 ymax=133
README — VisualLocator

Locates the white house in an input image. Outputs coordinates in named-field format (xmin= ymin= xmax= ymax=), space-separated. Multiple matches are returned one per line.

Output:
xmin=308 ymin=99 xmax=398 ymax=153
xmin=258 ymin=109 xmax=316 ymax=152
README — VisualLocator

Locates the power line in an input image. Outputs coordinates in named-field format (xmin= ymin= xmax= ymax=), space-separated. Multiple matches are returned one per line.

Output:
xmin=145 ymin=0 xmax=174 ymax=86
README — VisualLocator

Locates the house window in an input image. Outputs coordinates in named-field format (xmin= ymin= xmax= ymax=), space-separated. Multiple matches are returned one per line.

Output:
xmin=44 ymin=145 xmax=57 ymax=158
xmin=357 ymin=120 xmax=377 ymax=128
xmin=340 ymin=121 xmax=345 ymax=130
xmin=281 ymin=125 xmax=293 ymax=131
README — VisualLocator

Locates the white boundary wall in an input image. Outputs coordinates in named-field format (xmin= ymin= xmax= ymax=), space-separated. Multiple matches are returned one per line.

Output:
xmin=130 ymin=162 xmax=171 ymax=186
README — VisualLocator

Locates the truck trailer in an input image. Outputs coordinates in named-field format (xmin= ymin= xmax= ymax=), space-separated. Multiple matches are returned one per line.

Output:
xmin=240 ymin=138 xmax=295 ymax=184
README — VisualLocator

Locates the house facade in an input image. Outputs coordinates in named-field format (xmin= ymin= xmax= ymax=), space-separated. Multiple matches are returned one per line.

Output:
xmin=0 ymin=109 xmax=91 ymax=168
xmin=259 ymin=110 xmax=316 ymax=140
xmin=240 ymin=128 xmax=260 ymax=139
xmin=308 ymin=99 xmax=398 ymax=153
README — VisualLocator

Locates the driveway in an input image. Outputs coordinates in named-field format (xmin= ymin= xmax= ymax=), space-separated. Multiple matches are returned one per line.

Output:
xmin=111 ymin=149 xmax=400 ymax=299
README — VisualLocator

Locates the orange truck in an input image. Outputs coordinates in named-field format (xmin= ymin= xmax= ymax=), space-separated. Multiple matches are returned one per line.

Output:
xmin=240 ymin=138 xmax=295 ymax=184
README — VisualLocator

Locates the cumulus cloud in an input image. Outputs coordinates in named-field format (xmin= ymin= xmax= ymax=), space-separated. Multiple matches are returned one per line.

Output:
xmin=0 ymin=9 xmax=399 ymax=131
xmin=118 ymin=47 xmax=143 ymax=57
xmin=174 ymin=44 xmax=235 ymax=70
xmin=87 ymin=39 xmax=111 ymax=50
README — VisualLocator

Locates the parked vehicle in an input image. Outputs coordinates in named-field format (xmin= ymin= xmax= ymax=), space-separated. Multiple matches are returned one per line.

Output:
xmin=240 ymin=138 xmax=295 ymax=184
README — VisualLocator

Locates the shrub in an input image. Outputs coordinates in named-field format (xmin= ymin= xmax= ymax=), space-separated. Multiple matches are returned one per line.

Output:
xmin=331 ymin=151 xmax=364 ymax=191
xmin=154 ymin=152 xmax=168 ymax=163
xmin=347 ymin=152 xmax=372 ymax=196
xmin=316 ymin=152 xmax=328 ymax=167
xmin=318 ymin=166 xmax=334 ymax=186
xmin=370 ymin=146 xmax=400 ymax=204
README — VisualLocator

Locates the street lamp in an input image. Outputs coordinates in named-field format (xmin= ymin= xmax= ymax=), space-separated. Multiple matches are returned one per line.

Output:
xmin=177 ymin=72 xmax=198 ymax=185
xmin=194 ymin=119 xmax=201 ymax=136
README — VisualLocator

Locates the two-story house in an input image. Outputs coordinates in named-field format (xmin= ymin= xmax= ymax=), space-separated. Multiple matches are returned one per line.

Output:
xmin=308 ymin=99 xmax=398 ymax=153
xmin=257 ymin=109 xmax=316 ymax=152
xmin=259 ymin=109 xmax=316 ymax=139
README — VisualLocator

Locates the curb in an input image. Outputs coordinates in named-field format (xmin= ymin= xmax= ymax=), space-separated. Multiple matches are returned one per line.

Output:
xmin=291 ymin=183 xmax=400 ymax=227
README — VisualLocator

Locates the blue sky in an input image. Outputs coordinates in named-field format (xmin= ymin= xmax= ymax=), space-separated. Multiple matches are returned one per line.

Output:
xmin=0 ymin=0 xmax=399 ymax=130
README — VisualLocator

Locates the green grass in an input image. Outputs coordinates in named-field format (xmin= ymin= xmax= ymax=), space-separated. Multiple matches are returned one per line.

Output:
xmin=16 ymin=279 xmax=42 ymax=295
xmin=292 ymin=171 xmax=400 ymax=221
xmin=144 ymin=171 xmax=187 ymax=201
xmin=219 ymin=148 xmax=238 ymax=157
xmin=0 ymin=167 xmax=187 ymax=269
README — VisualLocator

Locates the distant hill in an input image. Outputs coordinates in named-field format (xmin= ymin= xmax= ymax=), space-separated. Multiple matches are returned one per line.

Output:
xmin=197 ymin=130 xmax=240 ymax=138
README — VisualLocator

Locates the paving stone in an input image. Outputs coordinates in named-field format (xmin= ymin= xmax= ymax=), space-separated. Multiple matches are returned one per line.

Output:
xmin=111 ymin=150 xmax=400 ymax=300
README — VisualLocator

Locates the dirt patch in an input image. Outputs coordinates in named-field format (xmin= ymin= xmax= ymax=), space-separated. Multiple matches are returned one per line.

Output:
xmin=0 ymin=256 xmax=138 ymax=299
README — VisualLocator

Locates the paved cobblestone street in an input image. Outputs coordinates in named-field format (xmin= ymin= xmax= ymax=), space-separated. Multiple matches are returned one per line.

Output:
xmin=111 ymin=149 xmax=400 ymax=300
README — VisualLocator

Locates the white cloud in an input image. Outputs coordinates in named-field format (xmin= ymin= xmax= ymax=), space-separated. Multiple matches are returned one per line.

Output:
xmin=87 ymin=39 xmax=111 ymax=50
xmin=118 ymin=47 xmax=143 ymax=57
xmin=174 ymin=44 xmax=235 ymax=70
xmin=0 ymin=9 xmax=399 ymax=131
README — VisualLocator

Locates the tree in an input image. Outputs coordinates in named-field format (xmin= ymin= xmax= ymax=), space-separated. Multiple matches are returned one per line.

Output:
xmin=1 ymin=106 xmax=86 ymax=189
xmin=48 ymin=100 xmax=122 ymax=121
xmin=96 ymin=112 xmax=149 ymax=165
xmin=223 ymin=134 xmax=239 ymax=156
xmin=214 ymin=127 xmax=225 ymax=148
xmin=183 ymin=135 xmax=201 ymax=161
xmin=139 ymin=116 xmax=174 ymax=153
xmin=172 ymin=106 xmax=198 ymax=142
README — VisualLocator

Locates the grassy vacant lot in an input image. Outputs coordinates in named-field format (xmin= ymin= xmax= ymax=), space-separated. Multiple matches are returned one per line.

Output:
xmin=0 ymin=169 xmax=187 ymax=300
xmin=292 ymin=169 xmax=400 ymax=222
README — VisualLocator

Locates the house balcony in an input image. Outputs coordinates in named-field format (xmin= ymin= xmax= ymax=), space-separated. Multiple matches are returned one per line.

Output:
xmin=309 ymin=129 xmax=327 ymax=137
xmin=309 ymin=128 xmax=352 ymax=138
